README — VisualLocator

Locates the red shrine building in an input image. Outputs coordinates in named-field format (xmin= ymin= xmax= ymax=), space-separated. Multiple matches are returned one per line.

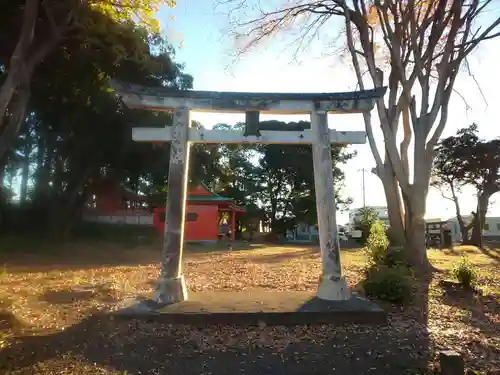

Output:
xmin=83 ymin=177 xmax=152 ymax=225
xmin=84 ymin=178 xmax=246 ymax=242
xmin=153 ymin=184 xmax=246 ymax=242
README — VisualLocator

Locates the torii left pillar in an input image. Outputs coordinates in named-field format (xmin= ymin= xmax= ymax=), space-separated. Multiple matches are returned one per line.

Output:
xmin=153 ymin=108 xmax=190 ymax=304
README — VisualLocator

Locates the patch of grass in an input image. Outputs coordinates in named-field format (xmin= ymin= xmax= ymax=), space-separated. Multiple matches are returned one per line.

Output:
xmin=451 ymin=256 xmax=478 ymax=288
xmin=428 ymin=246 xmax=497 ymax=269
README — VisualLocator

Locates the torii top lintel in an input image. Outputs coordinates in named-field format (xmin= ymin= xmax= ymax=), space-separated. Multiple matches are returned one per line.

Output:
xmin=110 ymin=80 xmax=387 ymax=115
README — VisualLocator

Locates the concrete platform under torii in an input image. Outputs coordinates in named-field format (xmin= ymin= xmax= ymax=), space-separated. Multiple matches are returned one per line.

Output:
xmin=114 ymin=291 xmax=387 ymax=326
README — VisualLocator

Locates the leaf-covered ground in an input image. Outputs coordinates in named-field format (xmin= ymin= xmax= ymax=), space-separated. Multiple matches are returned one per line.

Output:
xmin=0 ymin=241 xmax=498 ymax=374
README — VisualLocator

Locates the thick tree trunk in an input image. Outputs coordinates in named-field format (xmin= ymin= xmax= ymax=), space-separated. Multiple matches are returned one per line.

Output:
xmin=405 ymin=129 xmax=433 ymax=273
xmin=0 ymin=86 xmax=31 ymax=161
xmin=404 ymin=195 xmax=430 ymax=271
xmin=0 ymin=161 xmax=5 ymax=228
xmin=20 ymin=154 xmax=29 ymax=204
xmin=0 ymin=0 xmax=64 ymax=161
xmin=447 ymin=182 xmax=469 ymax=243
xmin=380 ymin=160 xmax=406 ymax=246
xmin=455 ymin=210 xmax=470 ymax=245
xmin=33 ymin=140 xmax=53 ymax=204
xmin=0 ymin=0 xmax=38 ymax=120
xmin=0 ymin=161 xmax=5 ymax=189
xmin=0 ymin=0 xmax=41 ymax=159
xmin=469 ymin=191 xmax=490 ymax=247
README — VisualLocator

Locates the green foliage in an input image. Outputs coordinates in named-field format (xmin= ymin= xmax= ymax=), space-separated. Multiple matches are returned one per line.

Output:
xmin=451 ymin=257 xmax=478 ymax=288
xmin=0 ymin=1 xmax=195 ymax=240
xmin=207 ymin=121 xmax=354 ymax=233
xmin=363 ymin=221 xmax=413 ymax=303
xmin=365 ymin=221 xmax=389 ymax=258
xmin=90 ymin=0 xmax=176 ymax=34
xmin=362 ymin=265 xmax=415 ymax=303
xmin=354 ymin=207 xmax=379 ymax=241
xmin=0 ymin=2 xmax=355 ymax=242
xmin=365 ymin=221 xmax=407 ymax=268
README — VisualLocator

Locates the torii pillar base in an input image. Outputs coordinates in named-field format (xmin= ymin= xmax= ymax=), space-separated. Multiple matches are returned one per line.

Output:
xmin=317 ymin=276 xmax=350 ymax=301
xmin=153 ymin=275 xmax=188 ymax=305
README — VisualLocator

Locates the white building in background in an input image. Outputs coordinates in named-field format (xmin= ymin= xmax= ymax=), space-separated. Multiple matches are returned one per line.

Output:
xmin=446 ymin=215 xmax=500 ymax=243
xmin=346 ymin=201 xmax=500 ymax=242
xmin=348 ymin=206 xmax=389 ymax=232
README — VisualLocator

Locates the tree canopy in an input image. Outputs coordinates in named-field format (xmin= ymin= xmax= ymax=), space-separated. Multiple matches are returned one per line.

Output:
xmin=223 ymin=0 xmax=500 ymax=272
xmin=432 ymin=124 xmax=500 ymax=245
xmin=0 ymin=5 xmax=355 ymax=241
xmin=0 ymin=0 xmax=178 ymax=160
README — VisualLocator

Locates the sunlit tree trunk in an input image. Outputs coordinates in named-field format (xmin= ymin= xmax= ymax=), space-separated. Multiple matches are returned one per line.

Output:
xmin=469 ymin=191 xmax=491 ymax=247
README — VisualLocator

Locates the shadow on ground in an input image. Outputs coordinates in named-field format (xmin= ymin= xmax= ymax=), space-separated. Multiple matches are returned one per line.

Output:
xmin=439 ymin=283 xmax=499 ymax=357
xmin=0 ymin=242 xmax=162 ymax=273
xmin=0 ymin=280 xmax=432 ymax=375
xmin=41 ymin=284 xmax=120 ymax=305
xmin=249 ymin=248 xmax=319 ymax=264
xmin=186 ymin=242 xmax=268 ymax=254
xmin=479 ymin=246 xmax=500 ymax=261
xmin=0 ymin=313 xmax=431 ymax=375
xmin=0 ymin=241 xmax=270 ymax=274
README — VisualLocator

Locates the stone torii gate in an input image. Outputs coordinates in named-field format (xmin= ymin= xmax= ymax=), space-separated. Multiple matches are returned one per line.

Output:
xmin=111 ymin=81 xmax=386 ymax=305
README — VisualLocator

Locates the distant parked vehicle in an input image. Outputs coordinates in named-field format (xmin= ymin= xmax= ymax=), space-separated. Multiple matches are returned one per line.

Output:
xmin=349 ymin=229 xmax=363 ymax=239
xmin=338 ymin=227 xmax=348 ymax=242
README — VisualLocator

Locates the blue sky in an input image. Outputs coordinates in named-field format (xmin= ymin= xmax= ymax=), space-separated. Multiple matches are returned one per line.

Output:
xmin=157 ymin=1 xmax=500 ymax=225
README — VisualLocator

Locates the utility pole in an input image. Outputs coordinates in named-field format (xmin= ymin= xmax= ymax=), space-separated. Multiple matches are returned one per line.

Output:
xmin=359 ymin=168 xmax=368 ymax=208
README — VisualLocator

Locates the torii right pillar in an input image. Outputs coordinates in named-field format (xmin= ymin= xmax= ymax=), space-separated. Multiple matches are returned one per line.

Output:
xmin=311 ymin=110 xmax=349 ymax=300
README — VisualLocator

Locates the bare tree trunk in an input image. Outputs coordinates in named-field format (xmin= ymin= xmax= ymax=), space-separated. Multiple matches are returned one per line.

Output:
xmin=469 ymin=191 xmax=490 ymax=247
xmin=33 ymin=136 xmax=53 ymax=204
xmin=0 ymin=161 xmax=5 ymax=189
xmin=406 ymin=128 xmax=433 ymax=272
xmin=449 ymin=184 xmax=470 ymax=243
xmin=405 ymin=192 xmax=430 ymax=270
xmin=20 ymin=153 xmax=30 ymax=204
xmin=380 ymin=160 xmax=406 ymax=245
xmin=0 ymin=85 xmax=30 ymax=160
xmin=0 ymin=0 xmax=38 ymax=121
xmin=0 ymin=0 xmax=64 ymax=161
xmin=0 ymin=161 xmax=5 ymax=228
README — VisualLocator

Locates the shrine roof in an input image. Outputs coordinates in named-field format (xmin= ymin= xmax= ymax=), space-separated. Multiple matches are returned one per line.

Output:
xmin=188 ymin=196 xmax=232 ymax=201
xmin=187 ymin=184 xmax=246 ymax=212
xmin=188 ymin=183 xmax=237 ymax=201
xmin=120 ymin=184 xmax=148 ymax=201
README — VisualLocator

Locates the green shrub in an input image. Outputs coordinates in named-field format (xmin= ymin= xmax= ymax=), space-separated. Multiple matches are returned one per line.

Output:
xmin=365 ymin=221 xmax=408 ymax=268
xmin=451 ymin=256 xmax=478 ymax=288
xmin=365 ymin=221 xmax=389 ymax=262
xmin=362 ymin=265 xmax=415 ymax=303
xmin=366 ymin=221 xmax=389 ymax=248
xmin=385 ymin=246 xmax=407 ymax=267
